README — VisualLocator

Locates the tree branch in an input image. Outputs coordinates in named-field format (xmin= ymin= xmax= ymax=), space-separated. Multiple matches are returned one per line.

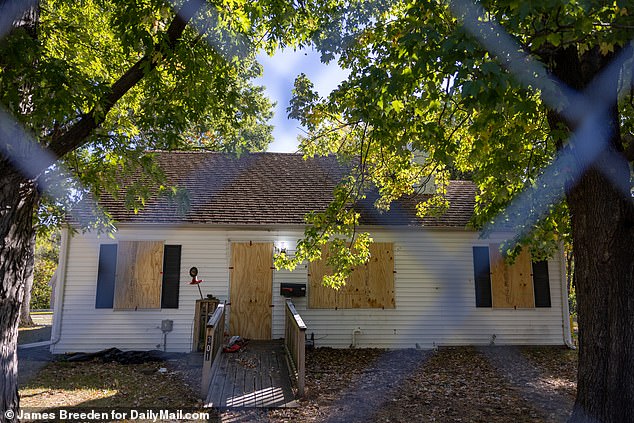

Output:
xmin=46 ymin=0 xmax=201 ymax=163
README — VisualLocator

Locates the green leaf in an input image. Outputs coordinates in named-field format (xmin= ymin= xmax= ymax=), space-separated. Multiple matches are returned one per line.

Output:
xmin=391 ymin=99 xmax=404 ymax=113
xmin=546 ymin=32 xmax=560 ymax=47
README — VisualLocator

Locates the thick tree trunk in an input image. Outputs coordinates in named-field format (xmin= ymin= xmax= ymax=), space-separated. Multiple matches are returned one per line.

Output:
xmin=0 ymin=164 xmax=38 ymax=418
xmin=1 ymin=4 xmax=39 ymax=411
xmin=0 ymin=2 xmax=202 ymax=418
xmin=546 ymin=46 xmax=634 ymax=422
xmin=567 ymin=158 xmax=634 ymax=423
xmin=2 ymin=1 xmax=39 ymax=333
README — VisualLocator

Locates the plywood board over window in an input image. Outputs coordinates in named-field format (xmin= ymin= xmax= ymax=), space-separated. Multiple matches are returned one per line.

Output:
xmin=309 ymin=242 xmax=395 ymax=309
xmin=114 ymin=241 xmax=164 ymax=310
xmin=366 ymin=243 xmax=396 ymax=308
xmin=489 ymin=244 xmax=534 ymax=308
xmin=337 ymin=254 xmax=367 ymax=308
xmin=308 ymin=246 xmax=337 ymax=309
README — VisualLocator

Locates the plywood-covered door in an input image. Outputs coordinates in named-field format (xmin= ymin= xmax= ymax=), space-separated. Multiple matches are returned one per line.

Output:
xmin=229 ymin=242 xmax=273 ymax=339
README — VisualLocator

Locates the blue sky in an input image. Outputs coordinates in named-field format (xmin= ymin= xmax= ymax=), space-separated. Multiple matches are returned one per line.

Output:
xmin=256 ymin=48 xmax=350 ymax=153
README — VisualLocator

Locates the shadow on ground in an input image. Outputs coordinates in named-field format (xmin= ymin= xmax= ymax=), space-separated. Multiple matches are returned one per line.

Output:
xmin=18 ymin=325 xmax=52 ymax=345
xmin=18 ymin=318 xmax=54 ymax=386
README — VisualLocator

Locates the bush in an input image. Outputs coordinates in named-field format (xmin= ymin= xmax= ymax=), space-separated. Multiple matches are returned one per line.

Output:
xmin=30 ymin=231 xmax=59 ymax=310
xmin=32 ymin=258 xmax=54 ymax=309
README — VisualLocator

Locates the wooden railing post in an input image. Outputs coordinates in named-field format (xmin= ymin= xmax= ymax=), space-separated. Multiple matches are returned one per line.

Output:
xmin=201 ymin=325 xmax=214 ymax=397
xmin=296 ymin=321 xmax=305 ymax=396
xmin=201 ymin=303 xmax=225 ymax=399
xmin=284 ymin=300 xmax=307 ymax=397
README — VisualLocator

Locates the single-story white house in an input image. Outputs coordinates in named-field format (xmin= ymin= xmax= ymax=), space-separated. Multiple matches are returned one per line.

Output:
xmin=50 ymin=152 xmax=573 ymax=353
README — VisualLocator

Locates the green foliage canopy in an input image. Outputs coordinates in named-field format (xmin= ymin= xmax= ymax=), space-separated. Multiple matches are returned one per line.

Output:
xmin=0 ymin=0 xmax=344 ymax=228
xmin=277 ymin=0 xmax=634 ymax=286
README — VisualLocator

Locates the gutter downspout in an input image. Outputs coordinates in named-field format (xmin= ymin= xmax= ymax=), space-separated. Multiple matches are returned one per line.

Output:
xmin=50 ymin=226 xmax=70 ymax=350
xmin=559 ymin=242 xmax=575 ymax=349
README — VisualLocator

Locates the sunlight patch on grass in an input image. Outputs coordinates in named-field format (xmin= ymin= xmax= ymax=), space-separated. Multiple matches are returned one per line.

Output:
xmin=18 ymin=326 xmax=46 ymax=332
xmin=20 ymin=387 xmax=118 ymax=408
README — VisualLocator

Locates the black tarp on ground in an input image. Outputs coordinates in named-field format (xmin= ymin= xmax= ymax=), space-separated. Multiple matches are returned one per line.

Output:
xmin=65 ymin=348 xmax=181 ymax=364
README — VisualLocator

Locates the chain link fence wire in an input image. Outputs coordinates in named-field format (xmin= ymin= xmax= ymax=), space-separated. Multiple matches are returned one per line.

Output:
xmin=1 ymin=0 xmax=631 ymax=421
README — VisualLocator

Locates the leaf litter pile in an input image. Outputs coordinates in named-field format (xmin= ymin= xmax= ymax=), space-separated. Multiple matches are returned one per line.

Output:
xmin=20 ymin=346 xmax=576 ymax=422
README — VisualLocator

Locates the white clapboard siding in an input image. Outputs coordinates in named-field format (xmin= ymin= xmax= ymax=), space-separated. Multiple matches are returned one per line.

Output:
xmin=52 ymin=226 xmax=567 ymax=353
xmin=52 ymin=228 xmax=231 ymax=353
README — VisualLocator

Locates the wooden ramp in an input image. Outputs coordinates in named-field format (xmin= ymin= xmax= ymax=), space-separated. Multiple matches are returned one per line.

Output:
xmin=204 ymin=340 xmax=297 ymax=409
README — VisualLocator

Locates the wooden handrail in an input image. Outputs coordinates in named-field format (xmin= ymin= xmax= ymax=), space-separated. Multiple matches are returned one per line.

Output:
xmin=284 ymin=299 xmax=307 ymax=396
xmin=201 ymin=303 xmax=225 ymax=398
xmin=207 ymin=302 xmax=225 ymax=328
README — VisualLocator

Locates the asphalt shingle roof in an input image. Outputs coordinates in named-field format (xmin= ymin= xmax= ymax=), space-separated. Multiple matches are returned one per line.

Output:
xmin=91 ymin=152 xmax=476 ymax=228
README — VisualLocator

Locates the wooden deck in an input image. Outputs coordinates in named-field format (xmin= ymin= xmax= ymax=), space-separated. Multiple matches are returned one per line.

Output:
xmin=204 ymin=340 xmax=297 ymax=409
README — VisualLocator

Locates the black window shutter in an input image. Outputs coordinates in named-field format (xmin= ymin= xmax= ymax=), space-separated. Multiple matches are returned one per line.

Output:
xmin=473 ymin=246 xmax=492 ymax=307
xmin=161 ymin=245 xmax=182 ymax=309
xmin=532 ymin=260 xmax=551 ymax=307
xmin=95 ymin=244 xmax=117 ymax=308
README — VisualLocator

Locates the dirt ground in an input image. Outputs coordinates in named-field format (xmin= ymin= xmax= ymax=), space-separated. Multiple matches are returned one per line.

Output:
xmin=178 ymin=346 xmax=577 ymax=423
xmin=19 ymin=345 xmax=577 ymax=423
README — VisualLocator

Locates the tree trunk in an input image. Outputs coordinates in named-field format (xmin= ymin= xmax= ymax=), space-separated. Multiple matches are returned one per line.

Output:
xmin=567 ymin=157 xmax=634 ymax=423
xmin=566 ymin=250 xmax=574 ymax=293
xmin=2 ymin=0 xmax=39 ymax=334
xmin=0 ymin=164 xmax=38 ymax=418
xmin=0 ymin=2 xmax=202 ymax=418
xmin=546 ymin=46 xmax=634 ymax=422
xmin=18 ymin=234 xmax=35 ymax=327
xmin=1 ymin=4 xmax=39 ymax=415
